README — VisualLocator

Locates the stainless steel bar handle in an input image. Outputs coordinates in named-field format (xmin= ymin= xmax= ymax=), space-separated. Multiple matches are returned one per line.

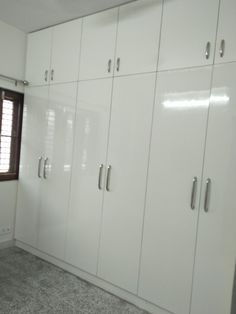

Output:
xmin=106 ymin=165 xmax=112 ymax=192
xmin=116 ymin=58 xmax=120 ymax=72
xmin=204 ymin=178 xmax=211 ymax=212
xmin=205 ymin=42 xmax=211 ymax=60
xmin=38 ymin=157 xmax=43 ymax=178
xmin=220 ymin=39 xmax=225 ymax=58
xmin=108 ymin=59 xmax=112 ymax=73
xmin=51 ymin=69 xmax=54 ymax=81
xmin=191 ymin=177 xmax=198 ymax=210
xmin=43 ymin=157 xmax=49 ymax=179
xmin=98 ymin=164 xmax=104 ymax=190
xmin=44 ymin=70 xmax=48 ymax=82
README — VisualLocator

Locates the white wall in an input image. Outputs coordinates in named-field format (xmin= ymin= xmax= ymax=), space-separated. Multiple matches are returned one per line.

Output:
xmin=0 ymin=19 xmax=26 ymax=244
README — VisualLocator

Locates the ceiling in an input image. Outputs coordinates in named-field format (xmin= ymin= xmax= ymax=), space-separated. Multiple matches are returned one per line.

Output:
xmin=0 ymin=0 xmax=135 ymax=33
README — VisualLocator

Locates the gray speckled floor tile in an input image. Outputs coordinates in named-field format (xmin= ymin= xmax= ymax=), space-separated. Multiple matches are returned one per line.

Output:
xmin=0 ymin=247 xmax=150 ymax=314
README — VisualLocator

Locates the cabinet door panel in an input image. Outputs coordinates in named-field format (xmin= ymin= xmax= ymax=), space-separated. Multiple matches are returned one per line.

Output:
xmin=158 ymin=0 xmax=219 ymax=71
xmin=15 ymin=86 xmax=48 ymax=247
xmin=37 ymin=83 xmax=77 ymax=259
xmin=65 ymin=79 xmax=112 ymax=274
xmin=215 ymin=0 xmax=236 ymax=64
xmin=25 ymin=29 xmax=52 ymax=86
xmin=115 ymin=0 xmax=162 ymax=76
xmin=79 ymin=9 xmax=118 ymax=80
xmin=191 ymin=63 xmax=236 ymax=314
xmin=98 ymin=73 xmax=156 ymax=293
xmin=51 ymin=19 xmax=82 ymax=84
xmin=139 ymin=67 xmax=212 ymax=314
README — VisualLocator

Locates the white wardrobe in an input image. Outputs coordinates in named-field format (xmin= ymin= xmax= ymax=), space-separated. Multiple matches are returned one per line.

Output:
xmin=15 ymin=1 xmax=236 ymax=314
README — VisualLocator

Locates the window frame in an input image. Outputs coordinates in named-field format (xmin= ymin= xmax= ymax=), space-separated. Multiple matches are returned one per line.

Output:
xmin=0 ymin=88 xmax=24 ymax=181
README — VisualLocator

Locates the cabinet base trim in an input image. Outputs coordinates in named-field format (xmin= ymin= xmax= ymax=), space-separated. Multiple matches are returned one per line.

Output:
xmin=15 ymin=240 xmax=172 ymax=314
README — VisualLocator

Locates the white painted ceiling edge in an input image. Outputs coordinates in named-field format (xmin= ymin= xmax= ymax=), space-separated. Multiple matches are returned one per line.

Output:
xmin=0 ymin=0 xmax=137 ymax=33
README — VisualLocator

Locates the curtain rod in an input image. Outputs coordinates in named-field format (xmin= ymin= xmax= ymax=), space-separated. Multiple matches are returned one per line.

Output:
xmin=0 ymin=73 xmax=29 ymax=86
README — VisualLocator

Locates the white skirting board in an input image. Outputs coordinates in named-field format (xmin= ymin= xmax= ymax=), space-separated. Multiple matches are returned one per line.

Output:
xmin=15 ymin=240 xmax=172 ymax=314
xmin=0 ymin=239 xmax=14 ymax=249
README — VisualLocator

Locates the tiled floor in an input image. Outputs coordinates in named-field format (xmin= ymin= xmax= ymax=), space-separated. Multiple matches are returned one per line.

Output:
xmin=0 ymin=247 xmax=149 ymax=314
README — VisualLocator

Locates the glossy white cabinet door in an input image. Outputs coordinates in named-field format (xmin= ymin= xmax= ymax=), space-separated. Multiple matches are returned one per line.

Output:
xmin=79 ymin=8 xmax=118 ymax=81
xmin=25 ymin=28 xmax=52 ymax=86
xmin=37 ymin=83 xmax=77 ymax=259
xmin=191 ymin=63 xmax=236 ymax=314
xmin=158 ymin=0 xmax=219 ymax=71
xmin=98 ymin=73 xmax=156 ymax=293
xmin=114 ymin=0 xmax=162 ymax=76
xmin=138 ymin=67 xmax=212 ymax=314
xmin=51 ymin=19 xmax=82 ymax=84
xmin=215 ymin=0 xmax=236 ymax=64
xmin=15 ymin=86 xmax=49 ymax=247
xmin=65 ymin=79 xmax=113 ymax=274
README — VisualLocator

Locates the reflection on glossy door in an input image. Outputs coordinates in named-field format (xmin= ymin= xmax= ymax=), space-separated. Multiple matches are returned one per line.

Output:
xmin=138 ymin=67 xmax=212 ymax=314
xmin=37 ymin=82 xmax=77 ymax=260
xmin=65 ymin=78 xmax=113 ymax=274
xmin=191 ymin=63 xmax=236 ymax=314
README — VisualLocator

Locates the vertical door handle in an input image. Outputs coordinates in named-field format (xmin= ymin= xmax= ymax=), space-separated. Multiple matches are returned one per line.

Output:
xmin=205 ymin=42 xmax=211 ymax=60
xmin=51 ymin=69 xmax=54 ymax=81
xmin=116 ymin=58 xmax=120 ymax=72
xmin=204 ymin=178 xmax=211 ymax=212
xmin=190 ymin=177 xmax=198 ymax=210
xmin=219 ymin=39 xmax=225 ymax=58
xmin=38 ymin=157 xmax=43 ymax=178
xmin=106 ymin=165 xmax=112 ymax=192
xmin=108 ymin=59 xmax=112 ymax=73
xmin=43 ymin=157 xmax=49 ymax=179
xmin=44 ymin=70 xmax=48 ymax=82
xmin=98 ymin=164 xmax=104 ymax=190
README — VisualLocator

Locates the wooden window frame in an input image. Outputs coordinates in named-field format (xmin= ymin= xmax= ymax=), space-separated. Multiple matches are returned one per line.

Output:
xmin=0 ymin=88 xmax=24 ymax=181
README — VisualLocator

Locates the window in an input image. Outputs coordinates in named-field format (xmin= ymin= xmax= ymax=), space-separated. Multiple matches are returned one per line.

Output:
xmin=0 ymin=88 xmax=23 ymax=181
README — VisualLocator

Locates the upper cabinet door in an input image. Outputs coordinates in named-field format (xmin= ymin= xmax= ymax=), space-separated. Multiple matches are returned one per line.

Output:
xmin=50 ymin=19 xmax=82 ymax=84
xmin=15 ymin=86 xmax=49 ymax=247
xmin=191 ymin=63 xmax=236 ymax=314
xmin=79 ymin=9 xmax=118 ymax=81
xmin=25 ymin=28 xmax=52 ymax=86
xmin=65 ymin=78 xmax=113 ymax=275
xmin=37 ymin=82 xmax=77 ymax=260
xmin=114 ymin=0 xmax=162 ymax=76
xmin=138 ymin=67 xmax=212 ymax=314
xmin=215 ymin=0 xmax=236 ymax=64
xmin=158 ymin=0 xmax=220 ymax=71
xmin=98 ymin=73 xmax=156 ymax=293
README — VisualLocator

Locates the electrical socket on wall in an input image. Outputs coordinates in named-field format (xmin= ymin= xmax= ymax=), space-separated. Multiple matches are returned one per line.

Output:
xmin=0 ymin=226 xmax=11 ymax=236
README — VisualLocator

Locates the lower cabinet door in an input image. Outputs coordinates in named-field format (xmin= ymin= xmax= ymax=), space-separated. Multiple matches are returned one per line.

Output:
xmin=15 ymin=86 xmax=49 ymax=247
xmin=37 ymin=82 xmax=77 ymax=259
xmin=65 ymin=79 xmax=113 ymax=274
xmin=138 ymin=67 xmax=212 ymax=314
xmin=191 ymin=63 xmax=236 ymax=314
xmin=98 ymin=73 xmax=156 ymax=293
